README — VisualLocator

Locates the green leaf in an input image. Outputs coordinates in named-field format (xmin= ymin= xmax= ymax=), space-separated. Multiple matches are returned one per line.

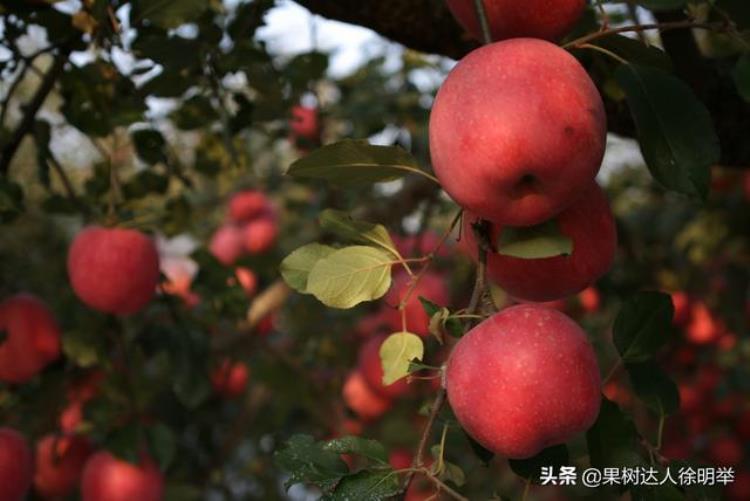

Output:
xmin=307 ymin=246 xmax=393 ymax=309
xmin=497 ymin=220 xmax=573 ymax=259
xmin=171 ymin=95 xmax=217 ymax=130
xmin=590 ymin=35 xmax=672 ymax=71
xmin=379 ymin=332 xmax=424 ymax=385
xmin=106 ymin=425 xmax=141 ymax=464
xmin=319 ymin=209 xmax=400 ymax=258
xmin=626 ymin=361 xmax=680 ymax=415
xmin=586 ymin=398 xmax=644 ymax=468
xmin=287 ymin=139 xmax=424 ymax=186
xmin=133 ymin=0 xmax=209 ymax=29
xmin=323 ymin=469 xmax=401 ymax=501
xmin=437 ymin=460 xmax=466 ymax=487
xmin=280 ymin=243 xmax=336 ymax=293
xmin=613 ymin=291 xmax=673 ymax=363
xmin=323 ymin=436 xmax=388 ymax=464
xmin=131 ymin=129 xmax=167 ymax=165
xmin=171 ymin=329 xmax=211 ymax=409
xmin=733 ymin=54 xmax=750 ymax=103
xmin=275 ymin=434 xmax=349 ymax=491
xmin=122 ymin=171 xmax=170 ymax=199
xmin=509 ymin=445 xmax=569 ymax=484
xmin=145 ymin=423 xmax=176 ymax=470
xmin=616 ymin=64 xmax=720 ymax=200
xmin=62 ymin=329 xmax=103 ymax=368
xmin=0 ymin=179 xmax=24 ymax=223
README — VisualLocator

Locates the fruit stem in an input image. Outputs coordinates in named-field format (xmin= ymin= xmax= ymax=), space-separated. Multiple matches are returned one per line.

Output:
xmin=563 ymin=20 xmax=726 ymax=50
xmin=404 ymin=389 xmax=446 ymax=494
xmin=472 ymin=0 xmax=493 ymax=45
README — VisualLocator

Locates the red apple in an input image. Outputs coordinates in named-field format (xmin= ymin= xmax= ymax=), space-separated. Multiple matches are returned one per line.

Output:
xmin=429 ymin=38 xmax=606 ymax=226
xmin=727 ymin=469 xmax=750 ymax=501
xmin=209 ymin=224 xmax=244 ymax=265
xmin=228 ymin=190 xmax=270 ymax=223
xmin=671 ymin=292 xmax=690 ymax=326
xmin=0 ymin=294 xmax=61 ymax=383
xmin=461 ymin=183 xmax=616 ymax=302
xmin=393 ymin=231 xmax=451 ymax=258
xmin=446 ymin=304 xmax=601 ymax=458
xmin=446 ymin=0 xmax=586 ymax=42
xmin=60 ymin=371 xmax=104 ymax=433
xmin=388 ymin=449 xmax=414 ymax=470
xmin=685 ymin=302 xmax=724 ymax=345
xmin=342 ymin=371 xmax=392 ymax=421
xmin=0 ymin=428 xmax=33 ymax=501
xmin=578 ymin=287 xmax=601 ymax=313
xmin=678 ymin=384 xmax=703 ymax=415
xmin=290 ymin=105 xmax=320 ymax=141
xmin=211 ymin=359 xmax=250 ymax=399
xmin=354 ymin=307 xmax=392 ymax=339
xmin=68 ymin=227 xmax=160 ymax=315
xmin=234 ymin=267 xmax=258 ymax=297
xmin=242 ymin=217 xmax=278 ymax=254
xmin=359 ymin=334 xmax=411 ymax=399
xmin=34 ymin=434 xmax=93 ymax=498
xmin=707 ymin=435 xmax=744 ymax=466
xmin=81 ymin=451 xmax=163 ymax=501
xmin=383 ymin=270 xmax=449 ymax=337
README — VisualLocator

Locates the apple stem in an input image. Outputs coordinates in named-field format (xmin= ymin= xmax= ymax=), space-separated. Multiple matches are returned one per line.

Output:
xmin=472 ymin=0 xmax=493 ymax=45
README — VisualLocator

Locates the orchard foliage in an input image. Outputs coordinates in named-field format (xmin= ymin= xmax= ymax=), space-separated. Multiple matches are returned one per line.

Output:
xmin=0 ymin=0 xmax=748 ymax=500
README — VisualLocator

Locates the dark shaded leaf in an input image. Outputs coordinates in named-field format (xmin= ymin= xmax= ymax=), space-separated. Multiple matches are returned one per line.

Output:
xmin=626 ymin=361 xmax=680 ymax=415
xmin=509 ymin=445 xmax=569 ymax=484
xmin=613 ymin=291 xmax=673 ymax=363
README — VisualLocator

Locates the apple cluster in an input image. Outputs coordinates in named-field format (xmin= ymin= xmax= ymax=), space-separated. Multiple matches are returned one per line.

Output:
xmin=430 ymin=1 xmax=614 ymax=459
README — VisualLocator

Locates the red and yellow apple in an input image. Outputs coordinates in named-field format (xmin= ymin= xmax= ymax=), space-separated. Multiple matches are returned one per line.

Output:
xmin=211 ymin=359 xmax=250 ymax=399
xmin=0 ymin=428 xmax=33 ymax=501
xmin=34 ymin=434 xmax=93 ymax=499
xmin=430 ymin=38 xmax=606 ymax=226
xmin=81 ymin=451 xmax=163 ymax=501
xmin=0 ymin=294 xmax=61 ymax=383
xmin=68 ymin=227 xmax=160 ymax=315
xmin=383 ymin=270 xmax=450 ymax=337
xmin=342 ymin=370 xmax=392 ymax=421
xmin=446 ymin=304 xmax=601 ymax=458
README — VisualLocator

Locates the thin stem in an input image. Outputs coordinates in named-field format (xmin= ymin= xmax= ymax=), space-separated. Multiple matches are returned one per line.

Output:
xmin=602 ymin=359 xmax=623 ymax=386
xmin=521 ymin=478 xmax=531 ymax=501
xmin=577 ymin=43 xmax=630 ymax=65
xmin=48 ymin=153 xmax=90 ymax=216
xmin=404 ymin=390 xmax=446 ymax=493
xmin=626 ymin=2 xmax=647 ymax=43
xmin=419 ymin=467 xmax=468 ymax=501
xmin=464 ymin=218 xmax=490 ymax=330
xmin=472 ymin=0 xmax=493 ymax=45
xmin=655 ymin=414 xmax=665 ymax=451
xmin=0 ymin=61 xmax=28 ymax=128
xmin=563 ymin=20 xmax=724 ymax=50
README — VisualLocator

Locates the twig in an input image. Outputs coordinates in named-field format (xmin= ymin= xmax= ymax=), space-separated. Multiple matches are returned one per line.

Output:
xmin=0 ymin=61 xmax=28 ymax=128
xmin=0 ymin=46 xmax=71 ymax=175
xmin=563 ymin=20 xmax=724 ymax=49
xmin=404 ymin=390 xmax=446 ymax=494
xmin=48 ymin=153 xmax=90 ymax=216
xmin=626 ymin=2 xmax=646 ymax=43
xmin=472 ymin=0 xmax=492 ymax=45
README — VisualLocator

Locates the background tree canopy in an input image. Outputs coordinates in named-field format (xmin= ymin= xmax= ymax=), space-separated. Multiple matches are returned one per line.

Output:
xmin=0 ymin=0 xmax=748 ymax=500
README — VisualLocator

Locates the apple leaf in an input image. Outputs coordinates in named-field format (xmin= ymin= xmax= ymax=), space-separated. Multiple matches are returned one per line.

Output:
xmin=613 ymin=291 xmax=673 ymax=363
xmin=0 ymin=178 xmax=24 ymax=223
xmin=586 ymin=398 xmax=644 ymax=468
xmin=132 ymin=0 xmax=209 ymax=29
xmin=379 ymin=332 xmax=424 ymax=385
xmin=496 ymin=220 xmax=573 ymax=259
xmin=287 ymin=139 xmax=424 ymax=186
xmin=319 ymin=209 xmax=400 ymax=258
xmin=588 ymin=35 xmax=672 ymax=71
xmin=306 ymin=246 xmax=393 ymax=309
xmin=280 ymin=243 xmax=336 ymax=293
xmin=625 ymin=361 xmax=680 ymax=416
xmin=616 ymin=64 xmax=719 ymax=201
xmin=323 ymin=436 xmax=388 ymax=464
xmin=145 ymin=423 xmax=176 ymax=470
xmin=324 ymin=469 xmax=401 ymax=500
xmin=509 ymin=445 xmax=569 ymax=484
xmin=275 ymin=434 xmax=349 ymax=491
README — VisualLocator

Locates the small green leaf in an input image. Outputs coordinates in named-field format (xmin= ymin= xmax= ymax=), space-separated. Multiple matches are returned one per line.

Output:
xmin=280 ymin=243 xmax=336 ymax=293
xmin=497 ymin=220 xmax=573 ymax=259
xmin=323 ymin=436 xmax=388 ymax=464
xmin=509 ymin=445 xmax=569 ymax=484
xmin=133 ymin=0 xmax=209 ymax=29
xmin=275 ymin=434 xmax=349 ymax=492
xmin=586 ymin=398 xmax=644 ymax=468
xmin=287 ymin=139 xmax=424 ymax=186
xmin=323 ymin=469 xmax=401 ymax=500
xmin=626 ymin=361 xmax=680 ymax=416
xmin=306 ymin=246 xmax=393 ymax=309
xmin=379 ymin=332 xmax=424 ymax=385
xmin=438 ymin=461 xmax=466 ymax=487
xmin=105 ymin=425 xmax=141 ymax=464
xmin=319 ymin=209 xmax=399 ymax=258
xmin=616 ymin=64 xmax=720 ymax=200
xmin=131 ymin=129 xmax=167 ymax=165
xmin=613 ymin=291 xmax=673 ymax=363
xmin=145 ymin=423 xmax=176 ymax=470
xmin=62 ymin=329 xmax=103 ymax=368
